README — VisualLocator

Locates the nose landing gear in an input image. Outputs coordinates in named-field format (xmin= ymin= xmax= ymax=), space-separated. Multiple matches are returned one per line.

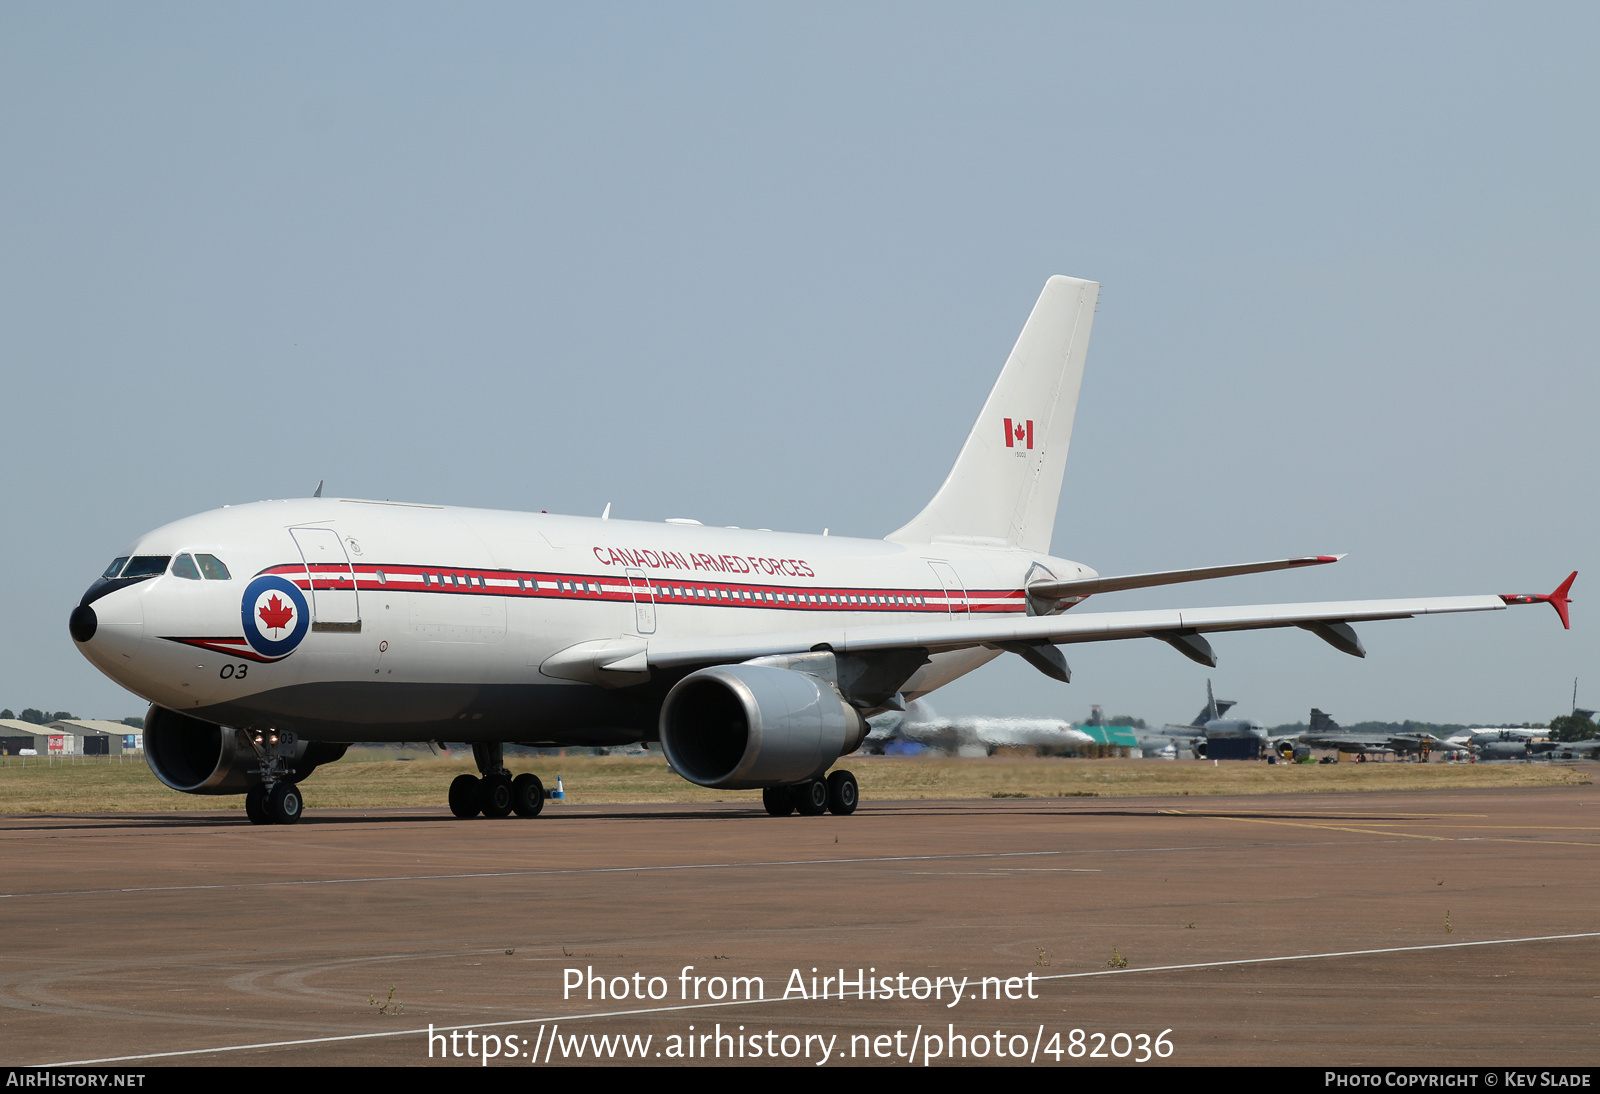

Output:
xmin=243 ymin=729 xmax=305 ymax=825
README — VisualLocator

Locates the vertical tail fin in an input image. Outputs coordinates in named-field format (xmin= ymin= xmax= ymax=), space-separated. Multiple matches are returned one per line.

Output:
xmin=887 ymin=276 xmax=1098 ymax=552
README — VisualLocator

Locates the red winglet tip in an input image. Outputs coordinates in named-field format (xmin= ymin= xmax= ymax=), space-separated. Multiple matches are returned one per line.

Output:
xmin=1550 ymin=571 xmax=1576 ymax=630
xmin=1499 ymin=572 xmax=1576 ymax=629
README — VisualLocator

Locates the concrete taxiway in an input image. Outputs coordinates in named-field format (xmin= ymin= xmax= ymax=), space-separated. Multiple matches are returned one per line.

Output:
xmin=3 ymin=784 xmax=1597 ymax=1067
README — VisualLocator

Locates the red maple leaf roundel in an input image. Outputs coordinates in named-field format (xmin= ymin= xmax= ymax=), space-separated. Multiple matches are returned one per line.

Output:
xmin=258 ymin=593 xmax=295 ymax=633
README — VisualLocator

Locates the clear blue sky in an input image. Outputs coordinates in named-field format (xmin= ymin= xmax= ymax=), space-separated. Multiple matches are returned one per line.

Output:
xmin=3 ymin=4 xmax=1594 ymax=727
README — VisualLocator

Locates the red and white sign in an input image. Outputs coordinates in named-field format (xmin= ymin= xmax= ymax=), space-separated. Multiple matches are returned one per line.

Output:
xmin=1003 ymin=417 xmax=1034 ymax=449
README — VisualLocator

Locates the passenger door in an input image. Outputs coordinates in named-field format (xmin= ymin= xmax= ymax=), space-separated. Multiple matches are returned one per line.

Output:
xmin=926 ymin=560 xmax=969 ymax=616
xmin=290 ymin=526 xmax=361 ymax=630
xmin=624 ymin=567 xmax=657 ymax=635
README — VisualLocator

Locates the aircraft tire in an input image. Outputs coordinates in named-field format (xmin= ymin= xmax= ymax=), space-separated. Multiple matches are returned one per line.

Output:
xmin=448 ymin=774 xmax=482 ymax=818
xmin=481 ymin=773 xmax=515 ymax=818
xmin=762 ymin=786 xmax=795 ymax=817
xmin=794 ymin=779 xmax=829 ymax=816
xmin=825 ymin=770 xmax=858 ymax=815
xmin=244 ymin=785 xmax=269 ymax=825
xmin=512 ymin=773 xmax=546 ymax=817
xmin=266 ymin=782 xmax=303 ymax=825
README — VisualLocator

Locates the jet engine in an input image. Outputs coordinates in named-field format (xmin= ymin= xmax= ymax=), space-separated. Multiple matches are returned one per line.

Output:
xmin=143 ymin=706 xmax=346 ymax=794
xmin=658 ymin=664 xmax=867 ymax=789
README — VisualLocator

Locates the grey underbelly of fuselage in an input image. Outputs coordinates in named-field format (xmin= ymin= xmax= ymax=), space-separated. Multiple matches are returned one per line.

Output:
xmin=191 ymin=679 xmax=671 ymax=745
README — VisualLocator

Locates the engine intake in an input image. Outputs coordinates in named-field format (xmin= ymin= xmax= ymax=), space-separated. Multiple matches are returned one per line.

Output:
xmin=659 ymin=664 xmax=867 ymax=789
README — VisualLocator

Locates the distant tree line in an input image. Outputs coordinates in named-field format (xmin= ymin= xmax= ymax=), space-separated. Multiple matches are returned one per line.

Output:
xmin=0 ymin=708 xmax=75 ymax=724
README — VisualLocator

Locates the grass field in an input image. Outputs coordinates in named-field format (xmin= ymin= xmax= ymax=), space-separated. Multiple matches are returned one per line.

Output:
xmin=0 ymin=752 xmax=1588 ymax=813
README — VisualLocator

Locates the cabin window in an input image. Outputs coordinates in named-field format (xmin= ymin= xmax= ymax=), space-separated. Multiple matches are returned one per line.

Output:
xmin=196 ymin=554 xmax=231 ymax=580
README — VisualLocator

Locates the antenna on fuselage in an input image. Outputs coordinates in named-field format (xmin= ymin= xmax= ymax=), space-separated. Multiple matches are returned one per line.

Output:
xmin=313 ymin=480 xmax=323 ymax=498
xmin=601 ymin=502 xmax=611 ymax=520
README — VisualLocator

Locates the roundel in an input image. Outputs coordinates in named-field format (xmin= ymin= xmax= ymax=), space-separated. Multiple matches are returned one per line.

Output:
xmin=241 ymin=575 xmax=311 ymax=659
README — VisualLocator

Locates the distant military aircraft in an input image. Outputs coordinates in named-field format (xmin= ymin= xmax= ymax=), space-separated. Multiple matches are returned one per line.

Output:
xmin=1136 ymin=680 xmax=1266 ymax=759
xmin=1443 ymin=727 xmax=1543 ymax=759
xmin=1533 ymin=739 xmax=1600 ymax=760
xmin=1297 ymin=709 xmax=1468 ymax=761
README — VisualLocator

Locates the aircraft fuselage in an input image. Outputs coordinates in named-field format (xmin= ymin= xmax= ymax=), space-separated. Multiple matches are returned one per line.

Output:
xmin=74 ymin=498 xmax=1092 ymax=745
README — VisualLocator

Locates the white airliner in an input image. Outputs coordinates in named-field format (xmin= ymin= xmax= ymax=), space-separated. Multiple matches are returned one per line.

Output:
xmin=68 ymin=276 xmax=1576 ymax=825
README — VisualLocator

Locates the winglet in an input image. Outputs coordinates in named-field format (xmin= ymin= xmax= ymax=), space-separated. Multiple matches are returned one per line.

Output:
xmin=1500 ymin=571 xmax=1577 ymax=630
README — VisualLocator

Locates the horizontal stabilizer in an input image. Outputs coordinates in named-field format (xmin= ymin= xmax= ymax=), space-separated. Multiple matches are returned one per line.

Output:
xmin=1029 ymin=555 xmax=1343 ymax=601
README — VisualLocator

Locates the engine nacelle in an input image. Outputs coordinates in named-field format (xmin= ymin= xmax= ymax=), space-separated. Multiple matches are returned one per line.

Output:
xmin=659 ymin=664 xmax=867 ymax=789
xmin=143 ymin=706 xmax=346 ymax=795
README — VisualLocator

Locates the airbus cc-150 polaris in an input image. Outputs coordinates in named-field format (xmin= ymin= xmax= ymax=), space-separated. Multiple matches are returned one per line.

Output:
xmin=68 ymin=276 xmax=1576 ymax=824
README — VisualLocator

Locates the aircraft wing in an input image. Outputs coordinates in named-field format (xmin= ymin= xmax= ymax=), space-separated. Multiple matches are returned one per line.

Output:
xmin=1028 ymin=554 xmax=1342 ymax=600
xmin=1298 ymin=735 xmax=1390 ymax=753
xmin=640 ymin=592 xmax=1515 ymax=673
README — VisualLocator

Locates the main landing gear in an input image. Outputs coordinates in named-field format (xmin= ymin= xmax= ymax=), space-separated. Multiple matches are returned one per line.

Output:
xmin=449 ymin=742 xmax=546 ymax=819
xmin=762 ymin=770 xmax=858 ymax=817
xmin=244 ymin=729 xmax=304 ymax=825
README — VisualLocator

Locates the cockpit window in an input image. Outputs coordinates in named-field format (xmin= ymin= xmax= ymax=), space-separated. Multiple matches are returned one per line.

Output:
xmin=171 ymin=554 xmax=202 ymax=580
xmin=101 ymin=557 xmax=130 ymax=579
xmin=120 ymin=556 xmax=172 ymax=578
xmin=196 ymin=554 xmax=231 ymax=580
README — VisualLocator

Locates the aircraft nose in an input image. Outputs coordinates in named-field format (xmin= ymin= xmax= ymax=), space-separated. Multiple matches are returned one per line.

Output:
xmin=69 ymin=604 xmax=97 ymax=643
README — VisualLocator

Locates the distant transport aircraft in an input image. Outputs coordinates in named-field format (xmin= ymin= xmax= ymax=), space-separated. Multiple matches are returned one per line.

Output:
xmin=1445 ymin=727 xmax=1545 ymax=760
xmin=1442 ymin=726 xmax=1599 ymax=762
xmin=68 ymin=276 xmax=1576 ymax=823
xmin=1136 ymin=680 xmax=1268 ymax=760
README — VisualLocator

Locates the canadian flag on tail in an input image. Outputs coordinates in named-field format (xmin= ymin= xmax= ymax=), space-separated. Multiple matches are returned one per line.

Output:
xmin=1003 ymin=417 xmax=1034 ymax=450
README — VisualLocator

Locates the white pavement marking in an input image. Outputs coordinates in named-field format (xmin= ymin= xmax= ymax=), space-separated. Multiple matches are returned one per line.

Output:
xmin=33 ymin=931 xmax=1600 ymax=1067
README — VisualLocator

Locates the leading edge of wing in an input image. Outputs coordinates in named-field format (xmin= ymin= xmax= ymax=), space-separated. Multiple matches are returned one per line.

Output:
xmin=643 ymin=594 xmax=1509 ymax=669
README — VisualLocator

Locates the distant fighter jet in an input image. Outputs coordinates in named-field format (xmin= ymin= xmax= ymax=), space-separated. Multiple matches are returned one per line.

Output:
xmin=1297 ymin=709 xmax=1468 ymax=761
